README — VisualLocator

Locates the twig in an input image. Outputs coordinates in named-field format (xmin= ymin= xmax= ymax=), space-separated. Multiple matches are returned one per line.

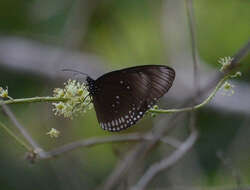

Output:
xmin=131 ymin=129 xmax=198 ymax=190
xmin=1 ymin=105 xmax=47 ymax=158
xmin=149 ymin=73 xmax=230 ymax=114
xmin=185 ymin=0 xmax=199 ymax=95
xmin=0 ymin=121 xmax=32 ymax=151
xmin=1 ymin=73 xmax=230 ymax=114
xmin=41 ymin=133 xmax=180 ymax=159
xmin=0 ymin=103 xmax=181 ymax=160
xmin=0 ymin=96 xmax=67 ymax=105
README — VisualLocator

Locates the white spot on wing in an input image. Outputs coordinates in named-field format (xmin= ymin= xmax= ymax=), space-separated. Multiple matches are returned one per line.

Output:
xmin=121 ymin=117 xmax=125 ymax=122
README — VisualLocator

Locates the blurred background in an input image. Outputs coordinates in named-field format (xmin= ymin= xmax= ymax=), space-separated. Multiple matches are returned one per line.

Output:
xmin=0 ymin=0 xmax=250 ymax=189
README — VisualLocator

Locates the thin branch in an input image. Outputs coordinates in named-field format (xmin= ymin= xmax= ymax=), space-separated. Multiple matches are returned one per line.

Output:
xmin=0 ymin=96 xmax=67 ymax=105
xmin=40 ymin=133 xmax=180 ymax=159
xmin=1 ymin=105 xmax=47 ymax=158
xmin=150 ymin=73 xmax=230 ymax=114
xmin=185 ymin=0 xmax=199 ymax=95
xmin=131 ymin=129 xmax=198 ymax=190
xmin=1 ymin=72 xmax=231 ymax=113
xmin=0 ymin=121 xmax=32 ymax=151
xmin=0 ymin=104 xmax=181 ymax=161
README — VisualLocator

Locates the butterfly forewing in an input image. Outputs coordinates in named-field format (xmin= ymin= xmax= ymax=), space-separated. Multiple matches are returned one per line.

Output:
xmin=91 ymin=65 xmax=175 ymax=132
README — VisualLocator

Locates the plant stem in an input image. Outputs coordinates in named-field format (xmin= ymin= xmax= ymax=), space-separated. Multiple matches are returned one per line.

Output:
xmin=0 ymin=121 xmax=32 ymax=151
xmin=0 ymin=74 xmax=231 ymax=114
xmin=0 ymin=96 xmax=68 ymax=105
xmin=149 ymin=74 xmax=230 ymax=114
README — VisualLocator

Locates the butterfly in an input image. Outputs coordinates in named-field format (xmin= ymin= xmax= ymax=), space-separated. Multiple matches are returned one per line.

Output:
xmin=85 ymin=65 xmax=175 ymax=132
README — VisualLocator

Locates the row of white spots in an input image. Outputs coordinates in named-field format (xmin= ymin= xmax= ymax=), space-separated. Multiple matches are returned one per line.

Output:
xmin=100 ymin=115 xmax=129 ymax=131
xmin=100 ymin=110 xmax=145 ymax=132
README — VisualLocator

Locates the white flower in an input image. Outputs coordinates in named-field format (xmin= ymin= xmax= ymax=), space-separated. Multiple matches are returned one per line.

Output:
xmin=221 ymin=81 xmax=235 ymax=96
xmin=218 ymin=56 xmax=233 ymax=72
xmin=47 ymin=128 xmax=60 ymax=138
xmin=52 ymin=79 xmax=92 ymax=119
xmin=0 ymin=87 xmax=8 ymax=98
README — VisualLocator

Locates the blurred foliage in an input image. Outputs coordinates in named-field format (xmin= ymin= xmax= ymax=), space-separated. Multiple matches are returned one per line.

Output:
xmin=195 ymin=0 xmax=250 ymax=79
xmin=85 ymin=0 xmax=166 ymax=68
xmin=0 ymin=0 xmax=250 ymax=189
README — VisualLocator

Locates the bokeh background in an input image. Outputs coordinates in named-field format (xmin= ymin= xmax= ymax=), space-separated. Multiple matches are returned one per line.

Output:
xmin=0 ymin=0 xmax=250 ymax=189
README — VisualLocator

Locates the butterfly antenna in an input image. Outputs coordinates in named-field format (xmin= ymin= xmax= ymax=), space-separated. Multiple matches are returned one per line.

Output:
xmin=83 ymin=94 xmax=91 ymax=102
xmin=61 ymin=68 xmax=89 ymax=77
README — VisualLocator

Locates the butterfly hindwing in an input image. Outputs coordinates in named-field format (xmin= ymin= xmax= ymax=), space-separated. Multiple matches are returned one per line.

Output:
xmin=91 ymin=65 xmax=175 ymax=132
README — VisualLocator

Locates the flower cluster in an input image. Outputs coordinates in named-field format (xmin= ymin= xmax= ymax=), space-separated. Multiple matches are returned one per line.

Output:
xmin=52 ymin=79 xmax=92 ymax=119
xmin=218 ymin=56 xmax=233 ymax=72
xmin=0 ymin=86 xmax=9 ymax=98
xmin=47 ymin=128 xmax=60 ymax=138
xmin=221 ymin=81 xmax=235 ymax=96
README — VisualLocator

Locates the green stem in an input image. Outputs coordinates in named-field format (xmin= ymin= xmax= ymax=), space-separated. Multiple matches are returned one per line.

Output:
xmin=0 ymin=121 xmax=32 ymax=151
xmin=0 ymin=74 xmax=232 ymax=114
xmin=0 ymin=97 xmax=68 ymax=105
xmin=149 ymin=74 xmax=230 ymax=114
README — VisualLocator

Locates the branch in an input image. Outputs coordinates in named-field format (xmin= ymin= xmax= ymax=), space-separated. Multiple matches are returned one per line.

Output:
xmin=0 ymin=112 xmax=180 ymax=160
xmin=131 ymin=129 xmax=198 ymax=190
xmin=1 ymin=72 xmax=233 ymax=114
xmin=39 ymin=133 xmax=180 ymax=159
xmin=0 ymin=96 xmax=67 ymax=105
xmin=149 ymin=73 xmax=231 ymax=114
xmin=185 ymin=0 xmax=199 ymax=95
xmin=1 ymin=105 xmax=48 ymax=158
xmin=0 ymin=121 xmax=32 ymax=151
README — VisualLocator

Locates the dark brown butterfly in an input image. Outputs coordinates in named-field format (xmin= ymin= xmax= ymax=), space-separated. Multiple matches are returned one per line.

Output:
xmin=86 ymin=65 xmax=175 ymax=132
